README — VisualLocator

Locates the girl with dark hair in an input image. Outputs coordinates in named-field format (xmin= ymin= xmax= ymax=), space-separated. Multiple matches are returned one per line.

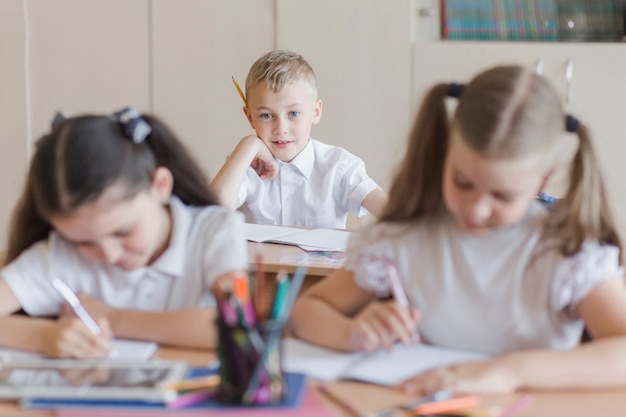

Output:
xmin=0 ymin=108 xmax=247 ymax=358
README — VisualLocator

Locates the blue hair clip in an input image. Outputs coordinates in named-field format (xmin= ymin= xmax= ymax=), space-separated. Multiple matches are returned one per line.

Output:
xmin=51 ymin=111 xmax=70 ymax=129
xmin=112 ymin=107 xmax=152 ymax=144
xmin=537 ymin=192 xmax=559 ymax=207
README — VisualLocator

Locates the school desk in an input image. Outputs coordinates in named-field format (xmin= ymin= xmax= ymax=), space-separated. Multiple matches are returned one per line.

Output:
xmin=3 ymin=345 xmax=626 ymax=417
xmin=248 ymin=241 xmax=342 ymax=278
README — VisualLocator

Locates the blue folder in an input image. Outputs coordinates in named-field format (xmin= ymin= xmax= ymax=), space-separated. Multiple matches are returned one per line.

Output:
xmin=21 ymin=368 xmax=307 ymax=412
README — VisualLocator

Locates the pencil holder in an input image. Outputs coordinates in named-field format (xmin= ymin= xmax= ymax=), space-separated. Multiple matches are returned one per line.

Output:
xmin=216 ymin=317 xmax=287 ymax=405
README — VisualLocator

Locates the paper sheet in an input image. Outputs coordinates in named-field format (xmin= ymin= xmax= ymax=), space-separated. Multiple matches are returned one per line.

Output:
xmin=244 ymin=223 xmax=351 ymax=251
xmin=283 ymin=339 xmax=488 ymax=386
xmin=0 ymin=339 xmax=157 ymax=362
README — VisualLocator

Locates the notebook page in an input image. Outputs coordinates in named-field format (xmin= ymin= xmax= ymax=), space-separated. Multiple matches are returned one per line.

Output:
xmin=282 ymin=339 xmax=488 ymax=386
xmin=344 ymin=343 xmax=488 ymax=386
xmin=282 ymin=338 xmax=365 ymax=381
xmin=285 ymin=229 xmax=352 ymax=251
xmin=0 ymin=339 xmax=157 ymax=362
xmin=243 ymin=223 xmax=303 ymax=243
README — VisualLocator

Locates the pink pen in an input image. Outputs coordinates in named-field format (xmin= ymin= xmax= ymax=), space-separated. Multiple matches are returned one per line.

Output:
xmin=384 ymin=259 xmax=420 ymax=343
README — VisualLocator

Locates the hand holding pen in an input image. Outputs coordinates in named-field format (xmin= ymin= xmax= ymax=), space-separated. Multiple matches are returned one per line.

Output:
xmin=51 ymin=278 xmax=113 ymax=358
xmin=348 ymin=259 xmax=420 ymax=352
xmin=349 ymin=300 xmax=420 ymax=352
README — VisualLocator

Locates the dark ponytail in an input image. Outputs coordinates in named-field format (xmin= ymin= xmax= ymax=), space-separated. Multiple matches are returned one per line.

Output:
xmin=6 ymin=111 xmax=218 ymax=263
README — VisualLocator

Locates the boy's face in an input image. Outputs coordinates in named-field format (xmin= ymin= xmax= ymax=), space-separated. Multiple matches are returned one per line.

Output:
xmin=244 ymin=80 xmax=322 ymax=162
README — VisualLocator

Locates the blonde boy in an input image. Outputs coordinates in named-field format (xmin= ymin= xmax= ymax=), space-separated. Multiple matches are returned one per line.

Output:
xmin=212 ymin=50 xmax=387 ymax=228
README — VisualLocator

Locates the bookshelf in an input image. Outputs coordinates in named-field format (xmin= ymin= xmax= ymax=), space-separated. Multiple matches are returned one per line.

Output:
xmin=415 ymin=0 xmax=625 ymax=42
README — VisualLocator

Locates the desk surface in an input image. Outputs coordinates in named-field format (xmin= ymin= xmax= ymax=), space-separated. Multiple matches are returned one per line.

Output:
xmin=248 ymin=241 xmax=343 ymax=278
xmin=3 ymin=345 xmax=626 ymax=416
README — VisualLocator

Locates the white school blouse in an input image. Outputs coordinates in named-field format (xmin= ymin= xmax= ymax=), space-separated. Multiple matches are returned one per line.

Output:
xmin=2 ymin=196 xmax=248 ymax=316
xmin=346 ymin=202 xmax=623 ymax=355
xmin=237 ymin=138 xmax=380 ymax=228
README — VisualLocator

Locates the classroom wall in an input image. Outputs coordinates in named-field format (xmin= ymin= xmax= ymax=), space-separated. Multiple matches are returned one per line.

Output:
xmin=0 ymin=0 xmax=411 ymax=250
xmin=0 ymin=1 xmax=28 ymax=251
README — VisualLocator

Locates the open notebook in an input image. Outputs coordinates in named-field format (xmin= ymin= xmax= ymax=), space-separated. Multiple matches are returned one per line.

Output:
xmin=244 ymin=223 xmax=351 ymax=252
xmin=0 ymin=339 xmax=157 ymax=362
xmin=283 ymin=339 xmax=488 ymax=386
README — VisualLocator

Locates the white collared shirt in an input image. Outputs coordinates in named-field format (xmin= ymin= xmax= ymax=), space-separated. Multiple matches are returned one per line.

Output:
xmin=346 ymin=202 xmax=622 ymax=355
xmin=237 ymin=138 xmax=380 ymax=228
xmin=2 ymin=196 xmax=248 ymax=316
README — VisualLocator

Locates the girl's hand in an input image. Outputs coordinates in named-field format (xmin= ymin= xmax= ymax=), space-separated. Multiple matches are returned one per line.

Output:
xmin=398 ymin=357 xmax=521 ymax=395
xmin=349 ymin=300 xmax=420 ymax=352
xmin=43 ymin=315 xmax=113 ymax=359
xmin=249 ymin=136 xmax=278 ymax=180
xmin=75 ymin=293 xmax=115 ymax=322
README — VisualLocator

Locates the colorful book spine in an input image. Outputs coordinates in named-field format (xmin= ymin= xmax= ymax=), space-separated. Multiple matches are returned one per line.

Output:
xmin=440 ymin=0 xmax=567 ymax=41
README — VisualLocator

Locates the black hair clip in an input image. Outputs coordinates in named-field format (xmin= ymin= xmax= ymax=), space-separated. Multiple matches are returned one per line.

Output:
xmin=112 ymin=107 xmax=152 ymax=144
xmin=447 ymin=83 xmax=465 ymax=99
xmin=565 ymin=114 xmax=580 ymax=133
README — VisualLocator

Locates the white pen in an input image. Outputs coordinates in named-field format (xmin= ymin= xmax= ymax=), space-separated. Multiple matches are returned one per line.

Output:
xmin=52 ymin=278 xmax=102 ymax=335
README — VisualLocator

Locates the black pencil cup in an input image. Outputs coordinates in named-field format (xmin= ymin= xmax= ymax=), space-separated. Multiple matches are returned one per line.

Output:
xmin=216 ymin=317 xmax=287 ymax=405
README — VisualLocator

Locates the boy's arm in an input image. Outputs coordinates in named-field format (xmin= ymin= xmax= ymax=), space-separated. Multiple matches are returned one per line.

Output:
xmin=211 ymin=135 xmax=278 ymax=209
xmin=362 ymin=188 xmax=389 ymax=218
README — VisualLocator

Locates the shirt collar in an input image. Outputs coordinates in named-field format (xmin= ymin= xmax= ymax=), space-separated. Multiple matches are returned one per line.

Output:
xmin=284 ymin=138 xmax=314 ymax=178
xmin=147 ymin=195 xmax=191 ymax=277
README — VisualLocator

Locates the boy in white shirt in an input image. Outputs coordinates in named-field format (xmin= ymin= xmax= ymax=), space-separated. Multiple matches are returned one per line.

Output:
xmin=212 ymin=50 xmax=387 ymax=229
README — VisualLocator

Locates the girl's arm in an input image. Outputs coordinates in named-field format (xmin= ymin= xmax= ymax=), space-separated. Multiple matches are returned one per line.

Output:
xmin=79 ymin=270 xmax=248 ymax=349
xmin=290 ymin=268 xmax=374 ymax=351
xmin=290 ymin=268 xmax=419 ymax=352
xmin=78 ymin=294 xmax=219 ymax=349
xmin=106 ymin=307 xmax=219 ymax=349
xmin=510 ymin=275 xmax=626 ymax=389
xmin=211 ymin=135 xmax=278 ymax=209
xmin=0 ymin=279 xmax=111 ymax=358
xmin=362 ymin=189 xmax=389 ymax=218
xmin=401 ymin=276 xmax=626 ymax=394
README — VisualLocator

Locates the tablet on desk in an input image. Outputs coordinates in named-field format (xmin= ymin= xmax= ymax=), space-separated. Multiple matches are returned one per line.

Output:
xmin=0 ymin=359 xmax=188 ymax=401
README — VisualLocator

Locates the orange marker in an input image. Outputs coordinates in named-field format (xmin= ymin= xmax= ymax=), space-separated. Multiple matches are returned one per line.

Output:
xmin=413 ymin=395 xmax=481 ymax=415
xmin=234 ymin=275 xmax=255 ymax=325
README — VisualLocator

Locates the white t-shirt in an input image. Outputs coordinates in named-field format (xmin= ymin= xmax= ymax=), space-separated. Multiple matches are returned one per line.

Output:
xmin=346 ymin=202 xmax=623 ymax=355
xmin=2 ymin=196 xmax=248 ymax=316
xmin=237 ymin=138 xmax=380 ymax=228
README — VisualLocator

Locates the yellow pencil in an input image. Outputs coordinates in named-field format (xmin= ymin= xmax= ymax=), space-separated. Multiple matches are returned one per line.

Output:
xmin=231 ymin=76 xmax=247 ymax=106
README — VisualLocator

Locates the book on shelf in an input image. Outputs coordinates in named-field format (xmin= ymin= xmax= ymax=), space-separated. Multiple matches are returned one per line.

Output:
xmin=441 ymin=0 xmax=559 ymax=41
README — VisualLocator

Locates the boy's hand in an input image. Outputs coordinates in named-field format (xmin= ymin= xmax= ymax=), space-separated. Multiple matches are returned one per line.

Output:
xmin=43 ymin=315 xmax=113 ymax=359
xmin=247 ymin=136 xmax=278 ymax=180
xmin=349 ymin=300 xmax=420 ymax=352
xmin=398 ymin=357 xmax=521 ymax=395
